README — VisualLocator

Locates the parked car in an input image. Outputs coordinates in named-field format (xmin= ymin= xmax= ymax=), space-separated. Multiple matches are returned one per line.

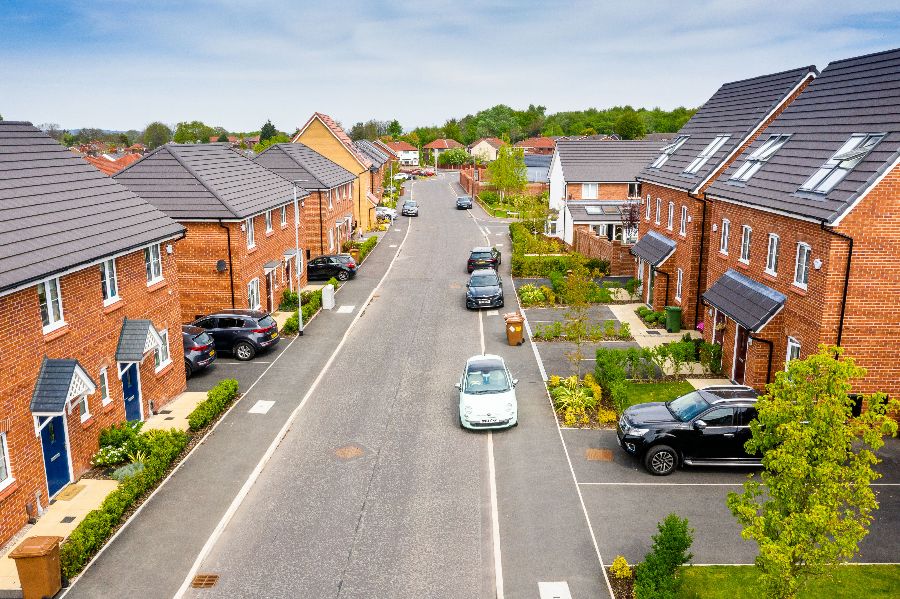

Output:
xmin=456 ymin=355 xmax=518 ymax=430
xmin=467 ymin=246 xmax=501 ymax=272
xmin=401 ymin=200 xmax=419 ymax=216
xmin=182 ymin=325 xmax=216 ymax=378
xmin=192 ymin=310 xmax=279 ymax=361
xmin=466 ymin=268 xmax=504 ymax=309
xmin=376 ymin=205 xmax=397 ymax=221
xmin=393 ymin=173 xmax=409 ymax=181
xmin=616 ymin=385 xmax=761 ymax=475
xmin=308 ymin=254 xmax=357 ymax=281
xmin=456 ymin=195 xmax=473 ymax=209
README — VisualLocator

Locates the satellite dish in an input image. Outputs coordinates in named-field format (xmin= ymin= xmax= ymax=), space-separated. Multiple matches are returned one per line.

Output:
xmin=216 ymin=259 xmax=227 ymax=273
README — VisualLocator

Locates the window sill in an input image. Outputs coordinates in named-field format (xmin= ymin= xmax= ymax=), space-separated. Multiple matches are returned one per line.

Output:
xmin=790 ymin=284 xmax=808 ymax=297
xmin=247 ymin=247 xmax=258 ymax=255
xmin=717 ymin=251 xmax=728 ymax=259
xmin=43 ymin=324 xmax=70 ymax=342
xmin=763 ymin=271 xmax=778 ymax=282
xmin=80 ymin=416 xmax=95 ymax=430
xmin=155 ymin=361 xmax=173 ymax=376
xmin=103 ymin=299 xmax=125 ymax=314
xmin=265 ymin=230 xmax=274 ymax=237
xmin=102 ymin=400 xmax=116 ymax=413
xmin=0 ymin=480 xmax=18 ymax=504
xmin=736 ymin=261 xmax=750 ymax=270
xmin=147 ymin=279 xmax=167 ymax=293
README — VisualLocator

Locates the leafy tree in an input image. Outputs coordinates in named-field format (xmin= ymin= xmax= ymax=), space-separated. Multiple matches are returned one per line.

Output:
xmin=614 ymin=110 xmax=646 ymax=140
xmin=387 ymin=119 xmax=403 ymax=138
xmin=349 ymin=119 xmax=389 ymax=141
xmin=634 ymin=514 xmax=694 ymax=599
xmin=124 ymin=130 xmax=142 ymax=145
xmin=580 ymin=127 xmax=597 ymax=136
xmin=75 ymin=128 xmax=106 ymax=144
xmin=39 ymin=123 xmax=66 ymax=141
xmin=441 ymin=118 xmax=462 ymax=142
xmin=61 ymin=132 xmax=77 ymax=147
xmin=118 ymin=133 xmax=129 ymax=145
xmin=253 ymin=134 xmax=291 ymax=153
xmin=727 ymin=346 xmax=899 ymax=599
xmin=217 ymin=133 xmax=230 ymax=142
xmin=259 ymin=120 xmax=277 ymax=143
xmin=142 ymin=122 xmax=173 ymax=150
xmin=487 ymin=146 xmax=527 ymax=203
xmin=0 ymin=113 xmax=3 ymax=121
xmin=562 ymin=256 xmax=593 ymax=376
xmin=437 ymin=147 xmax=470 ymax=167
xmin=173 ymin=120 xmax=216 ymax=144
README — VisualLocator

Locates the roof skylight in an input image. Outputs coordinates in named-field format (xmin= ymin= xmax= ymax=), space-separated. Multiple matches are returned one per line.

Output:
xmin=649 ymin=135 xmax=689 ymax=169
xmin=799 ymin=133 xmax=884 ymax=194
xmin=683 ymin=135 xmax=730 ymax=175
xmin=730 ymin=134 xmax=791 ymax=182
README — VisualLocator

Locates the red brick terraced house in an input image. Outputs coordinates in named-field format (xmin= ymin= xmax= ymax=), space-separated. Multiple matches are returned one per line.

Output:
xmin=422 ymin=138 xmax=464 ymax=166
xmin=354 ymin=140 xmax=391 ymax=200
xmin=253 ymin=143 xmax=357 ymax=258
xmin=114 ymin=143 xmax=308 ymax=321
xmin=698 ymin=47 xmax=900 ymax=395
xmin=0 ymin=122 xmax=186 ymax=545
xmin=514 ymin=136 xmax=557 ymax=155
xmin=633 ymin=65 xmax=818 ymax=327
xmin=372 ymin=139 xmax=399 ymax=164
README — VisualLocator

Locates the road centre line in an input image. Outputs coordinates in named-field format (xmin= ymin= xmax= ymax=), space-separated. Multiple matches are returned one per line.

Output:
xmin=173 ymin=203 xmax=415 ymax=599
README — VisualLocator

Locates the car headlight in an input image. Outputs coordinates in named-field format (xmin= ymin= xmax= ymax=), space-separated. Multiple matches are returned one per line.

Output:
xmin=505 ymin=403 xmax=515 ymax=415
xmin=628 ymin=427 xmax=649 ymax=436
xmin=464 ymin=406 xmax=473 ymax=416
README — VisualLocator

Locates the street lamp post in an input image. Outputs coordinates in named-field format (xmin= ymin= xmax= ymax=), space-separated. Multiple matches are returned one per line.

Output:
xmin=292 ymin=181 xmax=305 ymax=336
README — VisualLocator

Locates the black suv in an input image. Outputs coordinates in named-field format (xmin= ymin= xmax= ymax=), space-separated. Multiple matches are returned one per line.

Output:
xmin=456 ymin=195 xmax=473 ymax=209
xmin=308 ymin=254 xmax=357 ymax=281
xmin=617 ymin=386 xmax=760 ymax=475
xmin=466 ymin=269 xmax=504 ymax=309
xmin=192 ymin=310 xmax=279 ymax=361
xmin=182 ymin=325 xmax=217 ymax=378
xmin=467 ymin=247 xmax=501 ymax=272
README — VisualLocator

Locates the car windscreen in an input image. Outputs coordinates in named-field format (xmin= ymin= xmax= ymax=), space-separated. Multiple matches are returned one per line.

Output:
xmin=470 ymin=252 xmax=493 ymax=260
xmin=191 ymin=332 xmax=212 ymax=346
xmin=405 ymin=201 xmax=417 ymax=206
xmin=464 ymin=363 xmax=509 ymax=393
xmin=257 ymin=315 xmax=276 ymax=329
xmin=667 ymin=391 xmax=711 ymax=422
xmin=470 ymin=274 xmax=498 ymax=286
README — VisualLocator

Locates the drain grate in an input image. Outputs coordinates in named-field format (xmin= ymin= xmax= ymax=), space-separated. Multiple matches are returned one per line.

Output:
xmin=191 ymin=574 xmax=219 ymax=588
xmin=158 ymin=410 xmax=173 ymax=414
xmin=164 ymin=416 xmax=175 ymax=420
xmin=585 ymin=448 xmax=614 ymax=461
xmin=646 ymin=330 xmax=661 ymax=336
xmin=334 ymin=444 xmax=365 ymax=460
xmin=60 ymin=516 xmax=76 ymax=524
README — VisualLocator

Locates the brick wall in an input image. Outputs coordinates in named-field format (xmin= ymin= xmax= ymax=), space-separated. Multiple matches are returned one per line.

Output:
xmin=0 ymin=245 xmax=185 ymax=546
xmin=565 ymin=182 xmax=630 ymax=200
xmin=572 ymin=226 xmax=635 ymax=275
xmin=302 ymin=187 xmax=355 ymax=259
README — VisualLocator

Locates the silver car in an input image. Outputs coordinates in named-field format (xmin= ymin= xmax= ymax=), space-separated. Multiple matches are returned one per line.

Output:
xmin=456 ymin=355 xmax=518 ymax=430
xmin=401 ymin=200 xmax=419 ymax=216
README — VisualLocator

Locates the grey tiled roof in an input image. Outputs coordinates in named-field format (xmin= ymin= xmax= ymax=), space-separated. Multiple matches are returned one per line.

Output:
xmin=354 ymin=140 xmax=389 ymax=168
xmin=114 ymin=143 xmax=296 ymax=220
xmin=524 ymin=155 xmax=551 ymax=167
xmin=706 ymin=47 xmax=900 ymax=224
xmin=638 ymin=66 xmax=818 ymax=192
xmin=253 ymin=143 xmax=356 ymax=191
xmin=557 ymin=140 xmax=664 ymax=182
xmin=30 ymin=358 xmax=95 ymax=414
xmin=116 ymin=318 xmax=160 ymax=362
xmin=568 ymin=200 xmax=632 ymax=223
xmin=0 ymin=122 xmax=184 ymax=294
xmin=630 ymin=230 xmax=676 ymax=266
xmin=702 ymin=269 xmax=786 ymax=332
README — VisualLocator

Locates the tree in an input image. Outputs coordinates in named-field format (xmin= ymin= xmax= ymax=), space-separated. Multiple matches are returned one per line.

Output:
xmin=253 ymin=134 xmax=290 ymax=154
xmin=387 ymin=119 xmax=403 ymax=138
xmin=621 ymin=200 xmax=641 ymax=241
xmin=118 ymin=133 xmax=129 ymax=145
xmin=487 ymin=146 xmax=527 ymax=203
xmin=173 ymin=120 xmax=216 ymax=144
xmin=634 ymin=514 xmax=694 ymax=599
xmin=39 ymin=123 xmax=66 ymax=141
xmin=216 ymin=133 xmax=230 ymax=142
xmin=142 ymin=122 xmax=173 ymax=150
xmin=75 ymin=128 xmax=105 ymax=144
xmin=614 ymin=110 xmax=646 ymax=140
xmin=437 ymin=147 xmax=470 ymax=167
xmin=562 ymin=256 xmax=593 ymax=377
xmin=727 ymin=346 xmax=899 ymax=599
xmin=259 ymin=120 xmax=277 ymax=143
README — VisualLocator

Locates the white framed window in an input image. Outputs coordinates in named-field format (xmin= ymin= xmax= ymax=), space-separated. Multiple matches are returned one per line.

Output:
xmin=265 ymin=210 xmax=273 ymax=233
xmin=666 ymin=202 xmax=674 ymax=230
xmin=100 ymin=258 xmax=119 ymax=305
xmin=786 ymin=337 xmax=801 ymax=367
xmin=684 ymin=135 xmax=730 ymax=175
xmin=247 ymin=278 xmax=261 ymax=310
xmin=38 ymin=277 xmax=65 ymax=333
xmin=732 ymin=133 xmax=791 ymax=182
xmin=720 ymin=219 xmax=730 ymax=254
xmin=739 ymin=225 xmax=752 ymax=263
xmin=0 ymin=433 xmax=13 ymax=492
xmin=75 ymin=394 xmax=90 ymax=423
xmin=637 ymin=258 xmax=644 ymax=281
xmin=679 ymin=205 xmax=688 ymax=236
xmin=675 ymin=268 xmax=683 ymax=301
xmin=328 ymin=229 xmax=335 ymax=252
xmin=155 ymin=329 xmax=171 ymax=372
xmin=800 ymin=133 xmax=884 ymax=194
xmin=545 ymin=218 xmax=558 ymax=236
xmin=328 ymin=190 xmax=333 ymax=210
xmin=655 ymin=198 xmax=661 ymax=225
xmin=628 ymin=182 xmax=641 ymax=199
xmin=99 ymin=367 xmax=111 ymax=406
xmin=246 ymin=217 xmax=256 ymax=248
xmin=144 ymin=244 xmax=163 ymax=285
xmin=645 ymin=194 xmax=651 ymax=220
xmin=582 ymin=183 xmax=599 ymax=199
xmin=649 ymin=135 xmax=689 ymax=169
xmin=281 ymin=205 xmax=287 ymax=227
xmin=766 ymin=234 xmax=780 ymax=275
xmin=794 ymin=242 xmax=812 ymax=289
xmin=592 ymin=224 xmax=607 ymax=237
xmin=624 ymin=226 xmax=638 ymax=244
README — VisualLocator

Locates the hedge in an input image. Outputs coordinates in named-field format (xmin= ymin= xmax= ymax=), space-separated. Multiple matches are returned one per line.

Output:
xmin=357 ymin=235 xmax=378 ymax=262
xmin=187 ymin=378 xmax=239 ymax=432
xmin=59 ymin=428 xmax=189 ymax=578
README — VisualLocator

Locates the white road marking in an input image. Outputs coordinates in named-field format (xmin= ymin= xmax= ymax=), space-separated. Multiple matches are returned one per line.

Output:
xmin=478 ymin=309 xmax=486 ymax=355
xmin=336 ymin=305 xmax=355 ymax=314
xmin=538 ymin=581 xmax=572 ymax=599
xmin=495 ymin=232 xmax=504 ymax=236
xmin=486 ymin=310 xmax=499 ymax=316
xmin=389 ymin=244 xmax=397 ymax=248
xmin=247 ymin=400 xmax=275 ymax=414
xmin=488 ymin=431 xmax=504 ymax=599
xmin=173 ymin=209 xmax=416 ymax=599
xmin=496 ymin=243 xmax=504 ymax=247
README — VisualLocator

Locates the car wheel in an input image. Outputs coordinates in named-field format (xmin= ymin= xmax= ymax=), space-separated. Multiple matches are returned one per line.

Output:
xmin=337 ymin=270 xmax=350 ymax=281
xmin=184 ymin=359 xmax=193 ymax=379
xmin=234 ymin=341 xmax=256 ymax=361
xmin=644 ymin=445 xmax=678 ymax=476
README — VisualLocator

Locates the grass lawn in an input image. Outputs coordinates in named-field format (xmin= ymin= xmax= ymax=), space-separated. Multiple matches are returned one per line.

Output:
xmin=624 ymin=380 xmax=695 ymax=409
xmin=677 ymin=564 xmax=900 ymax=598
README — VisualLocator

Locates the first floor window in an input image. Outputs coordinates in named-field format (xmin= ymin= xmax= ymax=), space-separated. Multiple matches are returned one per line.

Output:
xmin=720 ymin=219 xmax=730 ymax=254
xmin=624 ymin=226 xmax=638 ymax=244
xmin=766 ymin=234 xmax=780 ymax=275
xmin=675 ymin=268 xmax=683 ymax=301
xmin=645 ymin=194 xmax=651 ymax=220
xmin=265 ymin=210 xmax=273 ymax=233
xmin=679 ymin=205 xmax=688 ymax=236
xmin=99 ymin=368 xmax=111 ymax=405
xmin=155 ymin=329 xmax=171 ymax=371
xmin=655 ymin=198 xmax=661 ymax=224
xmin=281 ymin=205 xmax=287 ymax=226
xmin=667 ymin=202 xmax=674 ymax=230
xmin=145 ymin=244 xmax=163 ymax=284
xmin=582 ymin=183 xmax=598 ymax=199
xmin=246 ymin=217 xmax=256 ymax=248
xmin=786 ymin=337 xmax=801 ymax=366
xmin=328 ymin=190 xmax=333 ymax=210
xmin=794 ymin=242 xmax=811 ymax=288
xmin=328 ymin=229 xmax=335 ymax=252
xmin=628 ymin=182 xmax=641 ymax=199
xmin=37 ymin=277 xmax=64 ymax=331
xmin=248 ymin=278 xmax=261 ymax=310
xmin=0 ymin=433 xmax=11 ymax=488
xmin=740 ymin=225 xmax=752 ymax=263
xmin=100 ymin=258 xmax=119 ymax=303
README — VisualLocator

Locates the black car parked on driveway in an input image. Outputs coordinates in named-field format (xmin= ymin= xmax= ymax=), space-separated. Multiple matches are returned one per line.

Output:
xmin=192 ymin=309 xmax=279 ymax=361
xmin=617 ymin=385 xmax=760 ymax=475
xmin=456 ymin=195 xmax=473 ymax=209
xmin=308 ymin=254 xmax=357 ymax=281
xmin=182 ymin=325 xmax=217 ymax=378
xmin=467 ymin=246 xmax=501 ymax=272
xmin=466 ymin=268 xmax=504 ymax=309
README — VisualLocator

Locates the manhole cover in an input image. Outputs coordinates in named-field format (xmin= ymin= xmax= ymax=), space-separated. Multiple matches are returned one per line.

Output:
xmin=585 ymin=448 xmax=613 ymax=461
xmin=334 ymin=445 xmax=365 ymax=460
xmin=191 ymin=574 xmax=219 ymax=588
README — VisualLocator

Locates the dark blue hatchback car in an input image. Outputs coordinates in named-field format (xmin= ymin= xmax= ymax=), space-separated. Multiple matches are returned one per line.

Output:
xmin=182 ymin=325 xmax=216 ymax=378
xmin=192 ymin=309 xmax=279 ymax=361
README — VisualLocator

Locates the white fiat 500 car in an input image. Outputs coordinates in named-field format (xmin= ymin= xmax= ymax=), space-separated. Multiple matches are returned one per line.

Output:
xmin=456 ymin=355 xmax=518 ymax=430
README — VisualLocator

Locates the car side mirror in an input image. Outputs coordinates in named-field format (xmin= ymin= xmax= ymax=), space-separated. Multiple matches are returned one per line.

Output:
xmin=454 ymin=383 xmax=461 ymax=390
xmin=693 ymin=420 xmax=707 ymax=430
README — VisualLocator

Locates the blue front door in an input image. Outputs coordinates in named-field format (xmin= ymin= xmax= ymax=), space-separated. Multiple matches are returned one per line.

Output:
xmin=39 ymin=416 xmax=71 ymax=497
xmin=122 ymin=363 xmax=142 ymax=421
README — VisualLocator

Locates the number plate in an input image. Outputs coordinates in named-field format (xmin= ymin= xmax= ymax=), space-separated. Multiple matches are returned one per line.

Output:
xmin=209 ymin=350 xmax=215 ymax=356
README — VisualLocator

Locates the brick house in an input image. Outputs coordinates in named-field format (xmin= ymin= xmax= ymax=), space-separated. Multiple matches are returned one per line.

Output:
xmin=253 ymin=143 xmax=357 ymax=258
xmin=697 ymin=47 xmax=900 ymax=396
xmin=292 ymin=113 xmax=377 ymax=232
xmin=354 ymin=140 xmax=391 ymax=200
xmin=468 ymin=137 xmax=506 ymax=162
xmin=514 ymin=136 xmax=557 ymax=155
xmin=633 ymin=65 xmax=818 ymax=327
xmin=382 ymin=141 xmax=418 ymax=166
xmin=422 ymin=138 xmax=464 ymax=166
xmin=114 ymin=143 xmax=307 ymax=321
xmin=372 ymin=139 xmax=399 ymax=165
xmin=0 ymin=122 xmax=186 ymax=545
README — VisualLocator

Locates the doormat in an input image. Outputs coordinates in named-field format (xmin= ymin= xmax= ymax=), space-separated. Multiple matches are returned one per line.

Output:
xmin=56 ymin=484 xmax=84 ymax=501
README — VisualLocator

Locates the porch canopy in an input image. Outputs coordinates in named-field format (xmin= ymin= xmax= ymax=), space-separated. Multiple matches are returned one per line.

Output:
xmin=630 ymin=230 xmax=676 ymax=267
xmin=116 ymin=318 xmax=163 ymax=363
xmin=702 ymin=269 xmax=786 ymax=332
xmin=567 ymin=200 xmax=632 ymax=224
xmin=30 ymin=358 xmax=96 ymax=415
xmin=263 ymin=260 xmax=280 ymax=274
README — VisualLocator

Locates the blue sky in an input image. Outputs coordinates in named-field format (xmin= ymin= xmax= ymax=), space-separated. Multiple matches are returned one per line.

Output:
xmin=1 ymin=1 xmax=898 ymax=133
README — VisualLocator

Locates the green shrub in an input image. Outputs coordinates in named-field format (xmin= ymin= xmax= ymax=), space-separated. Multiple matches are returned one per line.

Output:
xmin=534 ymin=321 xmax=563 ymax=340
xmin=586 ymin=282 xmax=613 ymax=303
xmin=618 ymin=322 xmax=632 ymax=340
xmin=282 ymin=312 xmax=299 ymax=335
xmin=603 ymin=320 xmax=617 ymax=338
xmin=585 ymin=258 xmax=610 ymax=274
xmin=636 ymin=306 xmax=651 ymax=318
xmin=187 ymin=379 xmax=239 ymax=432
xmin=699 ymin=342 xmax=722 ymax=374
xmin=625 ymin=278 xmax=641 ymax=298
xmin=595 ymin=347 xmax=628 ymax=388
xmin=539 ymin=285 xmax=555 ymax=304
xmin=357 ymin=235 xmax=378 ymax=261
xmin=549 ymin=270 xmax=566 ymax=294
xmin=91 ymin=445 xmax=128 ymax=467
xmin=480 ymin=190 xmax=499 ymax=205
xmin=279 ymin=290 xmax=299 ymax=311
xmin=111 ymin=462 xmax=144 ymax=481
xmin=633 ymin=514 xmax=694 ymax=599
xmin=609 ymin=379 xmax=629 ymax=415
xmin=518 ymin=284 xmax=546 ymax=307
xmin=327 ymin=276 xmax=340 ymax=289
xmin=302 ymin=289 xmax=322 ymax=323
xmin=99 ymin=421 xmax=143 ymax=451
